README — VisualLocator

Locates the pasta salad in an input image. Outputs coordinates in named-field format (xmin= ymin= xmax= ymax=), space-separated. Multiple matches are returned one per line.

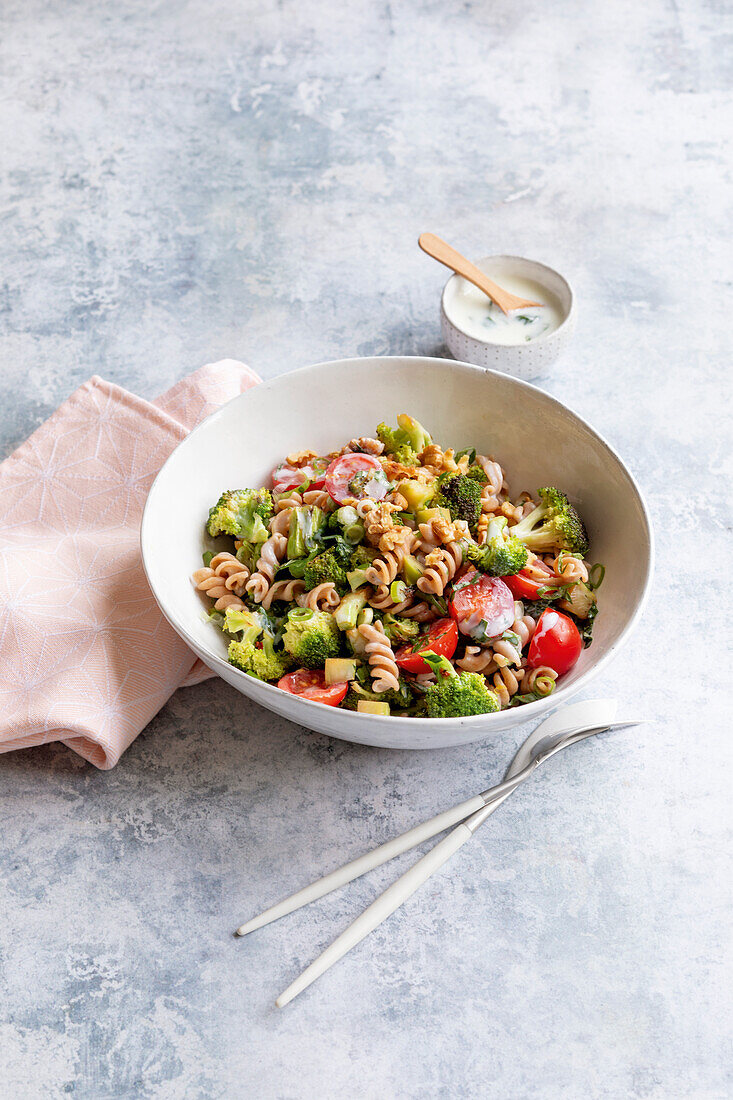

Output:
xmin=192 ymin=414 xmax=603 ymax=717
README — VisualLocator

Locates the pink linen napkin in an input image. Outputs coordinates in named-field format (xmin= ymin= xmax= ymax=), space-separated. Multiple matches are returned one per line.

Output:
xmin=0 ymin=359 xmax=260 ymax=769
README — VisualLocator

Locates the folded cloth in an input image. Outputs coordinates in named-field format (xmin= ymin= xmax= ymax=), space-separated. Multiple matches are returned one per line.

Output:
xmin=0 ymin=359 xmax=260 ymax=769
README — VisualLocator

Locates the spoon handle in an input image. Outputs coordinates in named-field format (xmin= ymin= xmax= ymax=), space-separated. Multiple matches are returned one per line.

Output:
xmin=275 ymin=822 xmax=476 ymax=1008
xmin=418 ymin=232 xmax=541 ymax=314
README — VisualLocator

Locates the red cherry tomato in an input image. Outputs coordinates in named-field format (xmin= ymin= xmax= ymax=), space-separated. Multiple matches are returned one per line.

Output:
xmin=504 ymin=563 xmax=560 ymax=601
xmin=272 ymin=458 xmax=329 ymax=493
xmin=395 ymin=618 xmax=459 ymax=675
xmin=324 ymin=453 xmax=384 ymax=505
xmin=276 ymin=669 xmax=349 ymax=706
xmin=449 ymin=570 xmax=515 ymax=642
xmin=527 ymin=609 xmax=582 ymax=675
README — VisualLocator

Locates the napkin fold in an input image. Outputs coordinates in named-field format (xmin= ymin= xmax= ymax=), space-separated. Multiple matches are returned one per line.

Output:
xmin=0 ymin=359 xmax=260 ymax=769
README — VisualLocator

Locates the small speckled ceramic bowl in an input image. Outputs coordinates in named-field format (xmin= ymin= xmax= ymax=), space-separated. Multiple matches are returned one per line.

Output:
xmin=441 ymin=255 xmax=575 ymax=379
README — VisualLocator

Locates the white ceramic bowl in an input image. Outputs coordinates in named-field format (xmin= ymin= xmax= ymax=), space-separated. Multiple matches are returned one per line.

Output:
xmin=441 ymin=256 xmax=575 ymax=379
xmin=141 ymin=356 xmax=652 ymax=750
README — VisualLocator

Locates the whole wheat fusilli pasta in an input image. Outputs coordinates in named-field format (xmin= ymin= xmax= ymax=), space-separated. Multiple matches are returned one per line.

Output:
xmin=417 ymin=542 xmax=463 ymax=595
xmin=297 ymin=582 xmax=341 ymax=612
xmin=274 ymin=491 xmax=303 ymax=512
xmin=246 ymin=532 xmax=288 ymax=603
xmin=552 ymin=552 xmax=589 ymax=584
xmin=358 ymin=620 xmax=400 ymax=692
xmin=302 ymin=489 xmax=334 ymax=511
xmin=260 ymin=578 xmax=306 ymax=610
xmin=269 ymin=508 xmax=293 ymax=536
xmin=368 ymin=584 xmax=415 ymax=614
xmin=456 ymin=645 xmax=495 ymax=674
xmin=523 ymin=665 xmax=558 ymax=695
xmin=192 ymin=552 xmax=250 ymax=610
xmin=491 ymin=664 xmax=525 ymax=708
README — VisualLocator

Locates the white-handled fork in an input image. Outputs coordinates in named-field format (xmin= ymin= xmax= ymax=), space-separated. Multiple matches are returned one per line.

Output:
xmin=234 ymin=700 xmax=642 ymax=1006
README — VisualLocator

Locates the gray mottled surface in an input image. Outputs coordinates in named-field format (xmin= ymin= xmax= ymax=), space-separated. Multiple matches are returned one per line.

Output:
xmin=1 ymin=0 xmax=732 ymax=1097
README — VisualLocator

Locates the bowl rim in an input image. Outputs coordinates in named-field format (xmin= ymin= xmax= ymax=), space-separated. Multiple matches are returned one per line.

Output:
xmin=140 ymin=355 xmax=654 ymax=732
xmin=441 ymin=254 xmax=575 ymax=348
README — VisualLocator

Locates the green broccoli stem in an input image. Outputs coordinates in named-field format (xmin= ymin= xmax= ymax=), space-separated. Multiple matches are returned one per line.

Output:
xmin=486 ymin=516 xmax=508 ymax=541
xmin=510 ymin=504 xmax=546 ymax=541
xmin=334 ymin=590 xmax=368 ymax=631
xmin=287 ymin=506 xmax=326 ymax=558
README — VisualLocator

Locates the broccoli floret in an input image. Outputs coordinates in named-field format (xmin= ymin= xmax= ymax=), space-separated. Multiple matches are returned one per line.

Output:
xmin=349 ymin=545 xmax=376 ymax=569
xmin=282 ymin=607 xmax=340 ymax=669
xmin=228 ymin=634 xmax=291 ymax=682
xmin=382 ymin=614 xmax=421 ymax=644
xmin=303 ymin=549 xmax=350 ymax=595
xmin=396 ymin=414 xmax=432 ymax=454
xmin=422 ymin=653 xmax=500 ymax=717
xmin=206 ymin=488 xmax=273 ymax=541
xmin=222 ymin=605 xmax=265 ymax=641
xmin=511 ymin=487 xmax=589 ymax=556
xmin=465 ymin=517 xmax=528 ymax=577
xmin=376 ymin=425 xmax=419 ymax=466
xmin=465 ymin=465 xmax=488 ymax=484
xmin=436 ymin=473 xmax=482 ymax=529
xmin=377 ymin=413 xmax=432 ymax=466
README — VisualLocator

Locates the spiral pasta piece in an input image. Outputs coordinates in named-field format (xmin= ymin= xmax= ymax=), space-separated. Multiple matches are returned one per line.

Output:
xmin=358 ymin=620 xmax=400 ymax=692
xmin=511 ymin=611 xmax=536 ymax=651
xmin=522 ymin=554 xmax=557 ymax=584
xmin=501 ymin=492 xmax=535 ymax=525
xmin=491 ymin=664 xmax=525 ymax=708
xmin=302 ymin=489 xmax=334 ymax=511
xmin=476 ymin=456 xmax=506 ymax=514
xmin=246 ymin=532 xmax=287 ymax=603
xmin=368 ymin=585 xmax=415 ymax=614
xmin=552 ymin=553 xmax=589 ymax=584
xmin=274 ymin=491 xmax=303 ymax=512
xmin=269 ymin=508 xmax=293 ymax=536
xmin=416 ymin=515 xmax=460 ymax=552
xmin=192 ymin=552 xmax=250 ymax=610
xmin=364 ymin=549 xmax=406 ymax=587
xmin=400 ymin=601 xmax=436 ymax=622
xmin=523 ymin=665 xmax=558 ymax=695
xmin=456 ymin=645 xmax=496 ymax=674
xmin=296 ymin=582 xmax=341 ymax=612
xmin=417 ymin=542 xmax=463 ymax=596
xmin=260 ymin=578 xmax=306 ymax=610
xmin=346 ymin=436 xmax=384 ymax=455
xmin=492 ymin=636 xmax=523 ymax=668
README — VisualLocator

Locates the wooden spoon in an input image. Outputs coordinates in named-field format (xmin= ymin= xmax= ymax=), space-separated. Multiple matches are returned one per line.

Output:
xmin=418 ymin=232 xmax=543 ymax=316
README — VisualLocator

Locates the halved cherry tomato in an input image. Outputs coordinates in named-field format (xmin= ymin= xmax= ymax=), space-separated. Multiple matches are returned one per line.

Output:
xmin=272 ymin=458 xmax=329 ymax=493
xmin=394 ymin=618 xmax=459 ymax=675
xmin=449 ymin=570 xmax=515 ymax=642
xmin=324 ymin=453 xmax=384 ymax=505
xmin=504 ymin=563 xmax=560 ymax=601
xmin=276 ymin=669 xmax=349 ymax=706
xmin=527 ymin=609 xmax=582 ymax=675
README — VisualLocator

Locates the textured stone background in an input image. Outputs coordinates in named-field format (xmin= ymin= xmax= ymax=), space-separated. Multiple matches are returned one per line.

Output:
xmin=1 ymin=1 xmax=731 ymax=1097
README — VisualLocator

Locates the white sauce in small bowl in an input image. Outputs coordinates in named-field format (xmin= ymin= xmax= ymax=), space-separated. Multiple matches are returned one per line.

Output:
xmin=445 ymin=272 xmax=565 ymax=346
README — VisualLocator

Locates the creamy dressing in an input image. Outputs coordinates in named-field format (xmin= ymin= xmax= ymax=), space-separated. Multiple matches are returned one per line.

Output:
xmin=445 ymin=273 xmax=565 ymax=345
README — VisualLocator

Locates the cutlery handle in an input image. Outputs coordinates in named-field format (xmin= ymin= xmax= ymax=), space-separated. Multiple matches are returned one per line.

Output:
xmin=236 ymin=794 xmax=485 ymax=936
xmin=418 ymin=232 xmax=513 ymax=313
xmin=276 ymin=823 xmax=474 ymax=1008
